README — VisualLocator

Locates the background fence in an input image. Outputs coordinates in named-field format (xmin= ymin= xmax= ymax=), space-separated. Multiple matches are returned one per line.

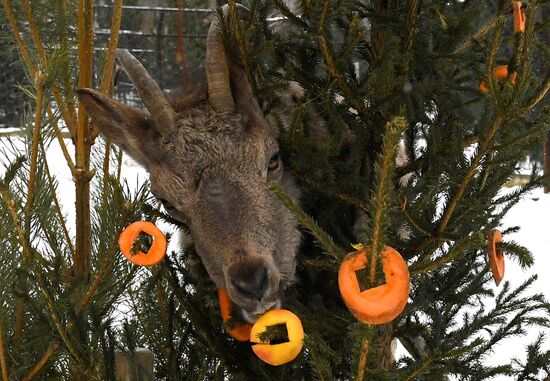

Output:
xmin=0 ymin=0 xmax=221 ymax=127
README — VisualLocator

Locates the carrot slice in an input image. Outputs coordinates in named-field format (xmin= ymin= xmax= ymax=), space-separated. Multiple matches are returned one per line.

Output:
xmin=338 ymin=246 xmax=410 ymax=325
xmin=118 ymin=221 xmax=167 ymax=266
xmin=480 ymin=65 xmax=516 ymax=94
xmin=217 ymin=289 xmax=252 ymax=341
xmin=488 ymin=229 xmax=505 ymax=286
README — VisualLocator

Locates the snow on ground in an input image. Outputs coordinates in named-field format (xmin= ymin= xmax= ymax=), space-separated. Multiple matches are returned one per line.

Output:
xmin=1 ymin=135 xmax=549 ymax=378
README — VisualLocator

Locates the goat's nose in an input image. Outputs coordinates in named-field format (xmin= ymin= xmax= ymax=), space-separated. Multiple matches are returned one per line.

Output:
xmin=230 ymin=264 xmax=269 ymax=301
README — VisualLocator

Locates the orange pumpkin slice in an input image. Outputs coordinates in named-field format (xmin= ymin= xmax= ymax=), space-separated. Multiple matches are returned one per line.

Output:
xmin=217 ymin=289 xmax=252 ymax=341
xmin=118 ymin=221 xmax=167 ymax=266
xmin=338 ymin=246 xmax=410 ymax=325
xmin=512 ymin=0 xmax=526 ymax=33
xmin=488 ymin=229 xmax=505 ymax=286
xmin=480 ymin=65 xmax=517 ymax=94
xmin=250 ymin=309 xmax=304 ymax=366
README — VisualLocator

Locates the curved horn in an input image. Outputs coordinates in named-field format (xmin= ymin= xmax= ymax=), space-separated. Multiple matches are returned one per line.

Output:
xmin=115 ymin=49 xmax=177 ymax=135
xmin=206 ymin=4 xmax=249 ymax=115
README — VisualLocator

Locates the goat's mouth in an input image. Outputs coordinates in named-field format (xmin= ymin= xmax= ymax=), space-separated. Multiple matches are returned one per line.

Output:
xmin=240 ymin=299 xmax=282 ymax=323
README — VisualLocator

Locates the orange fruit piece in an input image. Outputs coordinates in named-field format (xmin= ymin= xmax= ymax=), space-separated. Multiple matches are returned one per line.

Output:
xmin=217 ymin=289 xmax=252 ymax=341
xmin=118 ymin=221 xmax=167 ymax=266
xmin=338 ymin=246 xmax=410 ymax=325
xmin=512 ymin=1 xmax=526 ymax=33
xmin=250 ymin=309 xmax=304 ymax=366
xmin=480 ymin=65 xmax=517 ymax=94
xmin=488 ymin=229 xmax=505 ymax=286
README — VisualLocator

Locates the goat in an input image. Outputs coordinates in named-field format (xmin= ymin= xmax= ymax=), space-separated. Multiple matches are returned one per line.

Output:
xmin=77 ymin=5 xmax=301 ymax=323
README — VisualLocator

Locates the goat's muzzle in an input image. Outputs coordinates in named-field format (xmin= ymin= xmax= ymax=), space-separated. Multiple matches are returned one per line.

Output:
xmin=224 ymin=254 xmax=281 ymax=322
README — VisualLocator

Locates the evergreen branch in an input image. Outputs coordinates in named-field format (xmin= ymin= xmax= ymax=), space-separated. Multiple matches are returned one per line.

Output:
xmin=40 ymin=138 xmax=75 ymax=257
xmin=102 ymin=138 xmax=112 ymax=204
xmin=0 ymin=318 xmax=9 ymax=381
xmin=299 ymin=175 xmax=370 ymax=211
xmin=21 ymin=0 xmax=46 ymax=64
xmin=498 ymin=240 xmax=534 ymax=269
xmin=2 ymin=155 xmax=26 ymax=185
xmin=39 ymin=278 xmax=83 ymax=367
xmin=487 ymin=16 xmax=505 ymax=104
xmin=271 ymin=0 xmax=309 ymax=29
xmin=436 ymin=115 xmax=505 ymax=234
xmin=356 ymin=339 xmax=369 ymax=381
xmin=159 ymin=262 xmax=246 ymax=372
xmin=23 ymin=81 xmax=45 ymax=230
xmin=21 ymin=342 xmax=60 ymax=381
xmin=19 ymin=0 xmax=79 ymax=136
xmin=317 ymin=0 xmax=330 ymax=33
xmin=269 ymin=181 xmax=344 ymax=259
xmin=228 ymin=0 xmax=253 ymax=87
xmin=314 ymin=8 xmax=372 ymax=124
xmin=76 ymin=232 xmax=122 ymax=315
xmin=0 ymin=182 xmax=33 ymax=260
xmin=410 ymin=236 xmax=480 ymax=274
xmin=3 ymin=0 xmax=76 ymax=174
xmin=515 ymin=0 xmax=538 ymax=94
xmin=521 ymin=76 xmax=550 ymax=114
xmin=405 ymin=340 xmax=483 ymax=381
xmin=1 ymin=0 xmax=36 ymax=73
xmin=366 ymin=117 xmax=407 ymax=282
xmin=398 ymin=196 xmax=454 ymax=243
xmin=453 ymin=16 xmax=498 ymax=54
xmin=401 ymin=0 xmax=420 ymax=77
xmin=0 ymin=183 xmax=81 ymax=364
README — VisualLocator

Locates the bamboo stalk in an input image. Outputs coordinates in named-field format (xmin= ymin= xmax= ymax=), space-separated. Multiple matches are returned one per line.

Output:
xmin=98 ymin=0 xmax=123 ymax=193
xmin=99 ymin=0 xmax=123 ymax=94
xmin=0 ymin=319 xmax=9 ymax=381
xmin=21 ymin=343 xmax=60 ymax=381
xmin=74 ymin=0 xmax=95 ymax=280
xmin=24 ymin=82 xmax=45 ymax=227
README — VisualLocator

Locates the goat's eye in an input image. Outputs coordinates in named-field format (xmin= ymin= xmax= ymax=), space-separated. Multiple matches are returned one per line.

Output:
xmin=268 ymin=153 xmax=280 ymax=171
xmin=158 ymin=198 xmax=174 ymax=211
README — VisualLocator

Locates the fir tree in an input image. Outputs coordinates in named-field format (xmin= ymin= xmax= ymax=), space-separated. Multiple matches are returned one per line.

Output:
xmin=0 ymin=0 xmax=549 ymax=380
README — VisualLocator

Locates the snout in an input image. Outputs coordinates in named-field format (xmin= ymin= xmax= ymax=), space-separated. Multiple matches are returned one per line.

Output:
xmin=225 ymin=254 xmax=281 ymax=322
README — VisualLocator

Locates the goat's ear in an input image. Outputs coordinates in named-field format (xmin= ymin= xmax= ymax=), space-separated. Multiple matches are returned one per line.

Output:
xmin=229 ymin=65 xmax=276 ymax=136
xmin=77 ymin=88 xmax=160 ymax=169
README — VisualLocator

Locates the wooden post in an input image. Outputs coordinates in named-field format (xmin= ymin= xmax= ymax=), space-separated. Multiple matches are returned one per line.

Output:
xmin=115 ymin=349 xmax=155 ymax=381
